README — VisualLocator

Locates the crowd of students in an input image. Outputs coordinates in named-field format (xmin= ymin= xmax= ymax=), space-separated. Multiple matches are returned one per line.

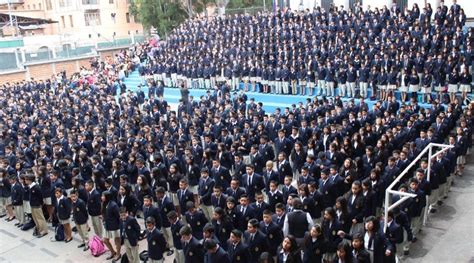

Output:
xmin=0 ymin=2 xmax=473 ymax=263
xmin=139 ymin=1 xmax=472 ymax=105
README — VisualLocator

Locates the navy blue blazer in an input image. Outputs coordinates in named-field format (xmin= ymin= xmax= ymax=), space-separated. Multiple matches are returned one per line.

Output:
xmin=183 ymin=236 xmax=205 ymax=263
xmin=56 ymin=197 xmax=72 ymax=220
xmin=104 ymin=200 xmax=120 ymax=231
xmin=86 ymin=189 xmax=102 ymax=216
xmin=121 ymin=215 xmax=141 ymax=246
xmin=147 ymin=228 xmax=167 ymax=260
xmin=72 ymin=198 xmax=89 ymax=225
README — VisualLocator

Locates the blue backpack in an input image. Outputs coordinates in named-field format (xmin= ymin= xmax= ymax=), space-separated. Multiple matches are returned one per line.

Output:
xmin=55 ymin=225 xmax=65 ymax=241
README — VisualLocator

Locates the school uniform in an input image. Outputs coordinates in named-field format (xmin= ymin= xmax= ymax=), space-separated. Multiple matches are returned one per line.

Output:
xmin=243 ymin=230 xmax=268 ymax=263
xmin=185 ymin=210 xmax=208 ymax=240
xmin=147 ymin=227 xmax=167 ymax=263
xmin=29 ymin=182 xmax=48 ymax=235
xmin=87 ymin=188 xmax=103 ymax=238
xmin=0 ymin=176 xmax=12 ymax=216
xmin=104 ymin=200 xmax=120 ymax=239
xmin=158 ymin=196 xmax=175 ymax=249
xmin=121 ymin=215 xmax=141 ymax=263
xmin=225 ymin=240 xmax=249 ymax=263
xmin=183 ymin=236 xmax=205 ymax=263
xmin=171 ymin=219 xmax=185 ymax=263
xmin=199 ymin=177 xmax=215 ymax=221
xmin=56 ymin=195 xmax=72 ymax=225
xmin=11 ymin=182 xmax=25 ymax=224
xmin=72 ymin=198 xmax=90 ymax=246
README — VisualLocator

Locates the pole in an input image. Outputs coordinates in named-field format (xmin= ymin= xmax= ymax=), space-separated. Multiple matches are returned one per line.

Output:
xmin=384 ymin=185 xmax=390 ymax=233
xmin=423 ymin=146 xmax=433 ymax=226
xmin=7 ymin=0 xmax=14 ymax=37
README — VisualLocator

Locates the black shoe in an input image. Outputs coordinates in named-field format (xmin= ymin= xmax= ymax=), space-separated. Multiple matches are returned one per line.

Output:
xmin=166 ymin=249 xmax=174 ymax=256
xmin=112 ymin=254 xmax=121 ymax=263
xmin=412 ymin=237 xmax=418 ymax=243
xmin=106 ymin=254 xmax=115 ymax=260
xmin=0 ymin=214 xmax=6 ymax=218
xmin=78 ymin=243 xmax=85 ymax=248
xmin=14 ymin=223 xmax=20 ymax=226
xmin=430 ymin=208 xmax=437 ymax=213
xmin=17 ymin=224 xmax=23 ymax=228
xmin=404 ymin=250 xmax=410 ymax=256
xmin=437 ymin=201 xmax=443 ymax=205
xmin=37 ymin=232 xmax=48 ymax=238
xmin=72 ymin=226 xmax=77 ymax=232
xmin=65 ymin=238 xmax=73 ymax=243
xmin=6 ymin=216 xmax=16 ymax=222
xmin=83 ymin=246 xmax=89 ymax=251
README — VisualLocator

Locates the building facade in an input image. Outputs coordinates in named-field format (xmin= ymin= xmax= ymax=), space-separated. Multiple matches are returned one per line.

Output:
xmin=0 ymin=0 xmax=143 ymax=47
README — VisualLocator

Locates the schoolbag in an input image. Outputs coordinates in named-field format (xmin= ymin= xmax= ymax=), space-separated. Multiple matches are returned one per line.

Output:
xmin=121 ymin=253 xmax=129 ymax=263
xmin=139 ymin=250 xmax=148 ymax=263
xmin=55 ymin=225 xmax=65 ymax=241
xmin=89 ymin=235 xmax=106 ymax=257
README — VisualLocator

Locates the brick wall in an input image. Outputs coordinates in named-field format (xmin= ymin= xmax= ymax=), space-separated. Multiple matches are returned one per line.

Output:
xmin=0 ymin=70 xmax=27 ymax=84
xmin=0 ymin=47 xmax=124 ymax=83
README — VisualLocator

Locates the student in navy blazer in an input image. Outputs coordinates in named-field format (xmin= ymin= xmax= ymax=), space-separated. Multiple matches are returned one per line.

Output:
xmin=177 ymin=179 xmax=195 ymax=217
xmin=85 ymin=180 xmax=103 ymax=238
xmin=54 ymin=187 xmax=72 ymax=242
xmin=9 ymin=175 xmax=25 ymax=225
xmin=243 ymin=219 xmax=269 ymax=263
xmin=102 ymin=190 xmax=121 ymax=261
xmin=204 ymin=239 xmax=231 ymax=263
xmin=180 ymin=225 xmax=205 ymax=263
xmin=120 ymin=207 xmax=141 ymax=263
xmin=70 ymin=190 xmax=90 ymax=250
xmin=146 ymin=216 xmax=167 ymax=262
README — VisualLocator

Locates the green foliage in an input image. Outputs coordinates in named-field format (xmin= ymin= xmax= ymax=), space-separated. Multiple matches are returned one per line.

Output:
xmin=129 ymin=0 xmax=188 ymax=37
xmin=226 ymin=0 xmax=265 ymax=9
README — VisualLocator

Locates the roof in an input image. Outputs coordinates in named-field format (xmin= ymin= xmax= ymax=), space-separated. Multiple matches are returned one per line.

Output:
xmin=0 ymin=12 xmax=57 ymax=27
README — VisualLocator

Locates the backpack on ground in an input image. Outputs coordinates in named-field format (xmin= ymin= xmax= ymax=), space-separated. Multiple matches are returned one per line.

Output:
xmin=55 ymin=225 xmax=65 ymax=241
xmin=89 ymin=235 xmax=106 ymax=257
xmin=139 ymin=250 xmax=148 ymax=263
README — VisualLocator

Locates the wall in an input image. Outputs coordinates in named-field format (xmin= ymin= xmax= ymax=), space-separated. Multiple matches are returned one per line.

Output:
xmin=0 ymin=47 xmax=126 ymax=83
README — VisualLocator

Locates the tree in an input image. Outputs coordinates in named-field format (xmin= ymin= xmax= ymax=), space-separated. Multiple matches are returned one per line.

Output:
xmin=129 ymin=0 xmax=188 ymax=37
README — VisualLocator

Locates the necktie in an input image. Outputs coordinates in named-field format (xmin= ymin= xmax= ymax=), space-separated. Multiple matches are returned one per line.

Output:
xmin=248 ymin=176 xmax=252 ymax=186
xmin=250 ymin=234 xmax=254 ymax=242
xmin=368 ymin=234 xmax=374 ymax=249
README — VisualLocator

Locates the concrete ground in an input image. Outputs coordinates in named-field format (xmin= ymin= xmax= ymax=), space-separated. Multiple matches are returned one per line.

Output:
xmin=404 ymin=153 xmax=474 ymax=263
xmin=0 ymin=155 xmax=473 ymax=263
xmin=0 ymin=213 xmax=174 ymax=263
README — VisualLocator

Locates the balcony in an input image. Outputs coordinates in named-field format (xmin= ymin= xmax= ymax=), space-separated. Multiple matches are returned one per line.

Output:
xmin=81 ymin=0 xmax=99 ymax=9
xmin=0 ymin=0 xmax=24 ymax=5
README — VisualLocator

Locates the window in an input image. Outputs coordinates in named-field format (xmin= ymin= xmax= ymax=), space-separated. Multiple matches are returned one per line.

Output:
xmin=82 ymin=0 xmax=99 ymax=4
xmin=84 ymin=11 xmax=101 ymax=26
xmin=321 ymin=0 xmax=333 ymax=12
xmin=69 ymin=15 xmax=74 ymax=27
xmin=59 ymin=0 xmax=73 ymax=7
xmin=126 ymin=12 xmax=130 ymax=23
xmin=45 ymin=0 xmax=52 ymax=10
xmin=61 ymin=16 xmax=65 ymax=28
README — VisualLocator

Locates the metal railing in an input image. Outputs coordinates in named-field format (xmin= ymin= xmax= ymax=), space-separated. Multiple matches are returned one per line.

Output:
xmin=383 ymin=142 xmax=453 ymax=232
